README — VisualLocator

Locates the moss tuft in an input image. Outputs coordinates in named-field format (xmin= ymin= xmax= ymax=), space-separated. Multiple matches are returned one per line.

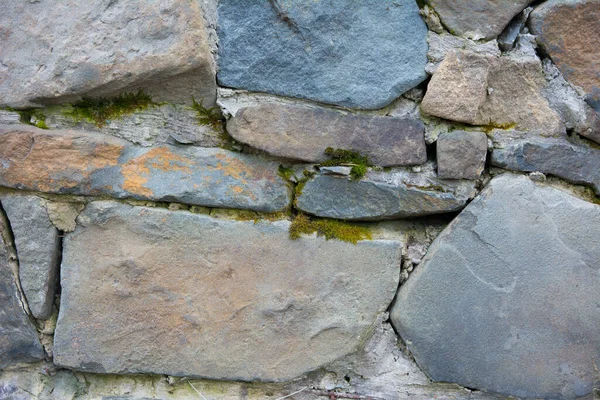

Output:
xmin=191 ymin=97 xmax=223 ymax=130
xmin=19 ymin=110 xmax=49 ymax=129
xmin=278 ymin=165 xmax=295 ymax=182
xmin=289 ymin=213 xmax=372 ymax=244
xmin=320 ymin=147 xmax=370 ymax=180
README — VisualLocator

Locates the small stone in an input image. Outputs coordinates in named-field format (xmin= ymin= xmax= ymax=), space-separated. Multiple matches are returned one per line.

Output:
xmin=319 ymin=166 xmax=353 ymax=177
xmin=498 ymin=7 xmax=533 ymax=52
xmin=425 ymin=32 xmax=500 ymax=75
xmin=528 ymin=172 xmax=547 ymax=182
xmin=45 ymin=202 xmax=85 ymax=233
xmin=419 ymin=5 xmax=445 ymax=34
xmin=437 ymin=131 xmax=488 ymax=180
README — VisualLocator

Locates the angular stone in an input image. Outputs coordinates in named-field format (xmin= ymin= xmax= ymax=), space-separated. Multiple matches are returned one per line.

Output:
xmin=217 ymin=0 xmax=427 ymax=109
xmin=498 ymin=7 xmax=533 ymax=52
xmin=530 ymin=0 xmax=600 ymax=112
xmin=426 ymin=0 xmax=534 ymax=40
xmin=421 ymin=51 xmax=564 ymax=135
xmin=0 ymin=125 xmax=291 ymax=212
xmin=0 ymin=217 xmax=44 ymax=369
xmin=425 ymin=32 xmax=500 ymax=75
xmin=227 ymin=104 xmax=427 ymax=166
xmin=295 ymin=163 xmax=477 ymax=221
xmin=437 ymin=131 xmax=487 ymax=179
xmin=390 ymin=174 xmax=600 ymax=398
xmin=0 ymin=0 xmax=215 ymax=108
xmin=0 ymin=194 xmax=60 ymax=320
xmin=54 ymin=202 xmax=401 ymax=381
xmin=491 ymin=136 xmax=600 ymax=195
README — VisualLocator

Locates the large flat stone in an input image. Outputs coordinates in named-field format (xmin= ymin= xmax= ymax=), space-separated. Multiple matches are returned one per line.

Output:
xmin=0 ymin=0 xmax=215 ymax=108
xmin=390 ymin=174 xmax=600 ymax=398
xmin=295 ymin=163 xmax=477 ymax=221
xmin=0 ymin=125 xmax=290 ymax=212
xmin=530 ymin=0 xmax=600 ymax=113
xmin=0 ymin=194 xmax=60 ymax=320
xmin=217 ymin=0 xmax=427 ymax=109
xmin=53 ymin=202 xmax=401 ymax=381
xmin=227 ymin=104 xmax=426 ymax=166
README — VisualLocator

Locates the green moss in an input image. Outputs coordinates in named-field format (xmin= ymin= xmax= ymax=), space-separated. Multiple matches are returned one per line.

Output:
xmin=320 ymin=147 xmax=370 ymax=180
xmin=64 ymin=90 xmax=155 ymax=127
xmin=191 ymin=97 xmax=223 ymax=130
xmin=289 ymin=213 xmax=372 ymax=244
xmin=18 ymin=109 xmax=49 ymax=129
xmin=278 ymin=165 xmax=294 ymax=182
xmin=480 ymin=122 xmax=517 ymax=133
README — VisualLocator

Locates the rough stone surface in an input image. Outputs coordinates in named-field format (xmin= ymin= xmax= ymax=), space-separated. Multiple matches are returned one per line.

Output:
xmin=426 ymin=0 xmax=534 ymax=40
xmin=54 ymin=202 xmax=401 ymax=381
xmin=498 ymin=7 xmax=533 ymax=52
xmin=391 ymin=174 xmax=600 ymax=399
xmin=0 ymin=194 xmax=60 ymax=320
xmin=491 ymin=136 xmax=600 ymax=195
xmin=421 ymin=50 xmax=564 ymax=135
xmin=227 ymin=104 xmax=427 ymax=166
xmin=530 ymin=0 xmax=600 ymax=112
xmin=0 ymin=217 xmax=44 ymax=369
xmin=217 ymin=0 xmax=428 ymax=109
xmin=0 ymin=125 xmax=291 ymax=212
xmin=0 ymin=0 xmax=216 ymax=108
xmin=295 ymin=163 xmax=477 ymax=221
xmin=437 ymin=131 xmax=488 ymax=179
xmin=425 ymin=32 xmax=500 ymax=75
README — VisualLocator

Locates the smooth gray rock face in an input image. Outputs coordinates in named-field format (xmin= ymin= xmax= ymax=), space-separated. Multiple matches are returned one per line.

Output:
xmin=217 ymin=0 xmax=428 ymax=109
xmin=391 ymin=174 xmax=600 ymax=399
xmin=227 ymin=104 xmax=427 ymax=166
xmin=0 ymin=0 xmax=216 ymax=108
xmin=54 ymin=202 xmax=401 ymax=381
xmin=295 ymin=163 xmax=477 ymax=221
xmin=0 ymin=218 xmax=44 ymax=369
xmin=0 ymin=195 xmax=60 ymax=320
xmin=437 ymin=131 xmax=487 ymax=179
xmin=491 ymin=136 xmax=600 ymax=195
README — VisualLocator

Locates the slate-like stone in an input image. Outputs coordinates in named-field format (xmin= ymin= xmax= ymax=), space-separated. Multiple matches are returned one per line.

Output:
xmin=437 ymin=131 xmax=487 ymax=180
xmin=0 ymin=194 xmax=60 ymax=320
xmin=498 ymin=7 xmax=533 ymax=52
xmin=421 ymin=51 xmax=564 ymax=135
xmin=0 ymin=0 xmax=215 ymax=108
xmin=295 ymin=163 xmax=477 ymax=221
xmin=390 ymin=174 xmax=600 ymax=399
xmin=54 ymin=202 xmax=401 ymax=381
xmin=530 ymin=0 xmax=600 ymax=112
xmin=217 ymin=0 xmax=428 ymax=109
xmin=0 ymin=125 xmax=290 ymax=212
xmin=426 ymin=0 xmax=534 ymax=40
xmin=227 ymin=104 xmax=427 ymax=166
xmin=491 ymin=136 xmax=600 ymax=195
xmin=0 ymin=217 xmax=44 ymax=368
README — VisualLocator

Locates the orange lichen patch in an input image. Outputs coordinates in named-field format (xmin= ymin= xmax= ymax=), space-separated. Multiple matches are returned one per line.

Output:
xmin=211 ymin=152 xmax=276 ymax=185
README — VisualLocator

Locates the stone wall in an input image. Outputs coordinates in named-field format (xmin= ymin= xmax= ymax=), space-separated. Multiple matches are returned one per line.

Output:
xmin=0 ymin=1 xmax=599 ymax=399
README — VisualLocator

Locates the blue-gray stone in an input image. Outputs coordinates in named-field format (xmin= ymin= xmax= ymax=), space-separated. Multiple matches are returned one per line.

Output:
xmin=217 ymin=0 xmax=428 ymax=109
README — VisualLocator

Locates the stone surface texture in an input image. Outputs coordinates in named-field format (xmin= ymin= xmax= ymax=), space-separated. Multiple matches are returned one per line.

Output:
xmin=437 ymin=131 xmax=488 ymax=179
xmin=498 ymin=7 xmax=533 ymax=52
xmin=227 ymin=104 xmax=427 ymax=166
xmin=0 ymin=125 xmax=291 ymax=212
xmin=530 ymin=0 xmax=600 ymax=112
xmin=295 ymin=163 xmax=478 ymax=221
xmin=421 ymin=50 xmax=564 ymax=135
xmin=0 ymin=194 xmax=60 ymax=320
xmin=217 ymin=0 xmax=427 ymax=109
xmin=54 ymin=202 xmax=401 ymax=381
xmin=391 ymin=174 xmax=600 ymax=399
xmin=425 ymin=32 xmax=500 ymax=75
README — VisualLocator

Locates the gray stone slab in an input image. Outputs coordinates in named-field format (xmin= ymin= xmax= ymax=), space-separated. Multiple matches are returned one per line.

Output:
xmin=391 ymin=174 xmax=600 ymax=399
xmin=437 ymin=131 xmax=487 ymax=180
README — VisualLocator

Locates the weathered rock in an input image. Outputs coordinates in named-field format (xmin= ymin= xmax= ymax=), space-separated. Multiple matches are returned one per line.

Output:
xmin=491 ymin=136 xmax=600 ymax=195
xmin=0 ymin=216 xmax=44 ymax=369
xmin=0 ymin=111 xmax=20 ymax=125
xmin=0 ymin=194 xmax=60 ymax=320
xmin=530 ymin=0 xmax=600 ymax=112
xmin=295 ymin=163 xmax=477 ymax=221
xmin=425 ymin=32 xmax=500 ymax=75
xmin=437 ymin=131 xmax=487 ymax=179
xmin=419 ymin=5 xmax=445 ymax=34
xmin=217 ymin=0 xmax=427 ymax=109
xmin=0 ymin=0 xmax=216 ymax=108
xmin=227 ymin=104 xmax=426 ymax=166
xmin=54 ymin=202 xmax=401 ymax=381
xmin=391 ymin=174 xmax=600 ymax=398
xmin=426 ymin=0 xmax=534 ymax=40
xmin=0 ymin=125 xmax=291 ymax=212
xmin=421 ymin=51 xmax=564 ymax=135
xmin=498 ymin=7 xmax=533 ymax=52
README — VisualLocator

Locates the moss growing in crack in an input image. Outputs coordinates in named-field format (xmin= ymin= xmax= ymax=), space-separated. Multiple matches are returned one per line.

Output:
xmin=278 ymin=165 xmax=295 ymax=182
xmin=320 ymin=147 xmax=370 ymax=180
xmin=289 ymin=213 xmax=372 ymax=244
xmin=191 ymin=97 xmax=223 ymax=130
xmin=480 ymin=122 xmax=517 ymax=133
xmin=19 ymin=110 xmax=48 ymax=129
xmin=64 ymin=90 xmax=155 ymax=127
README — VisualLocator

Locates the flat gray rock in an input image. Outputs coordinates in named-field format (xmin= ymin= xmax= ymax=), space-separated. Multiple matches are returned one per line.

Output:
xmin=0 ymin=194 xmax=60 ymax=320
xmin=0 ymin=0 xmax=215 ymax=108
xmin=54 ymin=202 xmax=401 ymax=381
xmin=295 ymin=163 xmax=477 ymax=221
xmin=227 ymin=104 xmax=426 ymax=166
xmin=437 ymin=131 xmax=487 ymax=179
xmin=391 ymin=174 xmax=600 ymax=399
xmin=217 ymin=0 xmax=427 ymax=109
